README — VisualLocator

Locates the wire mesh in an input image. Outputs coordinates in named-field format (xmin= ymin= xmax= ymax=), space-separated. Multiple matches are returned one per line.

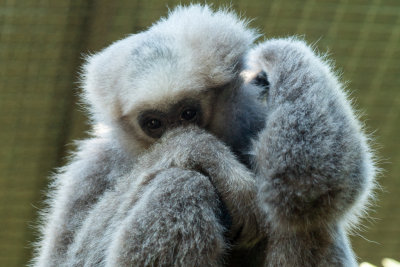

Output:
xmin=0 ymin=0 xmax=399 ymax=266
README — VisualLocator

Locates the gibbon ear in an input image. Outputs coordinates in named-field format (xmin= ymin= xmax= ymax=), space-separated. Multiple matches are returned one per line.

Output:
xmin=80 ymin=35 xmax=139 ymax=126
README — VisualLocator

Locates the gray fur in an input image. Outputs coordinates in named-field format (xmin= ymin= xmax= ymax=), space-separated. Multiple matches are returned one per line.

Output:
xmin=32 ymin=4 xmax=376 ymax=267
xmin=247 ymin=38 xmax=375 ymax=266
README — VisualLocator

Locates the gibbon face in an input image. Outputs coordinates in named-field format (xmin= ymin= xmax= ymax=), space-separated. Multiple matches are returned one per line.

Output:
xmin=116 ymin=77 xmax=266 ymax=166
xmin=117 ymin=87 xmax=226 ymax=150
xmin=138 ymin=98 xmax=203 ymax=139
xmin=82 ymin=6 xmax=265 ymax=155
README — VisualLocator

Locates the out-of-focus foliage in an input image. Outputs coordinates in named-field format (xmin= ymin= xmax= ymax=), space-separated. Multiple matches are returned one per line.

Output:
xmin=0 ymin=1 xmax=399 ymax=266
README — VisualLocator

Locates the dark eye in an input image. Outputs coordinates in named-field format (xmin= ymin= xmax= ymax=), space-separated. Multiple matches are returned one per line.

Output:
xmin=138 ymin=111 xmax=166 ymax=139
xmin=145 ymin=118 xmax=162 ymax=130
xmin=181 ymin=109 xmax=197 ymax=121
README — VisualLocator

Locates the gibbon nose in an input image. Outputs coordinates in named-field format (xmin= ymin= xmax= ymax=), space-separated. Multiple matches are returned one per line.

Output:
xmin=169 ymin=120 xmax=188 ymax=127
xmin=169 ymin=121 xmax=179 ymax=128
xmin=169 ymin=120 xmax=196 ymax=129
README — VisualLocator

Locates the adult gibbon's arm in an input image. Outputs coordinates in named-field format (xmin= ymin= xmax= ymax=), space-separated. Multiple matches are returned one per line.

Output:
xmin=249 ymin=38 xmax=376 ymax=230
xmin=136 ymin=127 xmax=264 ymax=245
xmin=104 ymin=168 xmax=228 ymax=267
xmin=60 ymin=128 xmax=263 ymax=266
xmin=32 ymin=136 xmax=134 ymax=267
xmin=62 ymin=165 xmax=229 ymax=267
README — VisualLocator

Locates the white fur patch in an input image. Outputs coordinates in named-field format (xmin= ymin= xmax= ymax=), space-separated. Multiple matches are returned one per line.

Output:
xmin=82 ymin=4 xmax=258 ymax=126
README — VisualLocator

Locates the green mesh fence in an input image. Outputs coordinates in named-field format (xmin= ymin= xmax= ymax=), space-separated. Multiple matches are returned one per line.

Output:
xmin=0 ymin=0 xmax=399 ymax=266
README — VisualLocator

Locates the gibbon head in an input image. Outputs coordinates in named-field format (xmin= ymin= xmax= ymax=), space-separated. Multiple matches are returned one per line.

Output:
xmin=81 ymin=4 xmax=264 ymax=155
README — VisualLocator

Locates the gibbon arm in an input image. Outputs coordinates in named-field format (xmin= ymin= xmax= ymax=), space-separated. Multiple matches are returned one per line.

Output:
xmin=250 ymin=38 xmax=375 ymax=230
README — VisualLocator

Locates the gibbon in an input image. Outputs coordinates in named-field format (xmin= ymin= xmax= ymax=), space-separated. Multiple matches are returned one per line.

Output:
xmin=33 ymin=4 xmax=376 ymax=267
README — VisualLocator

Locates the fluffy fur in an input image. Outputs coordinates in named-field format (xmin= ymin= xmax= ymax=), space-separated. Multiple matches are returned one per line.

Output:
xmin=32 ymin=4 xmax=376 ymax=267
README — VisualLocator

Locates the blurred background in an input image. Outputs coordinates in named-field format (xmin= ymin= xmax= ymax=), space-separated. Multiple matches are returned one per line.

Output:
xmin=0 ymin=0 xmax=399 ymax=266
